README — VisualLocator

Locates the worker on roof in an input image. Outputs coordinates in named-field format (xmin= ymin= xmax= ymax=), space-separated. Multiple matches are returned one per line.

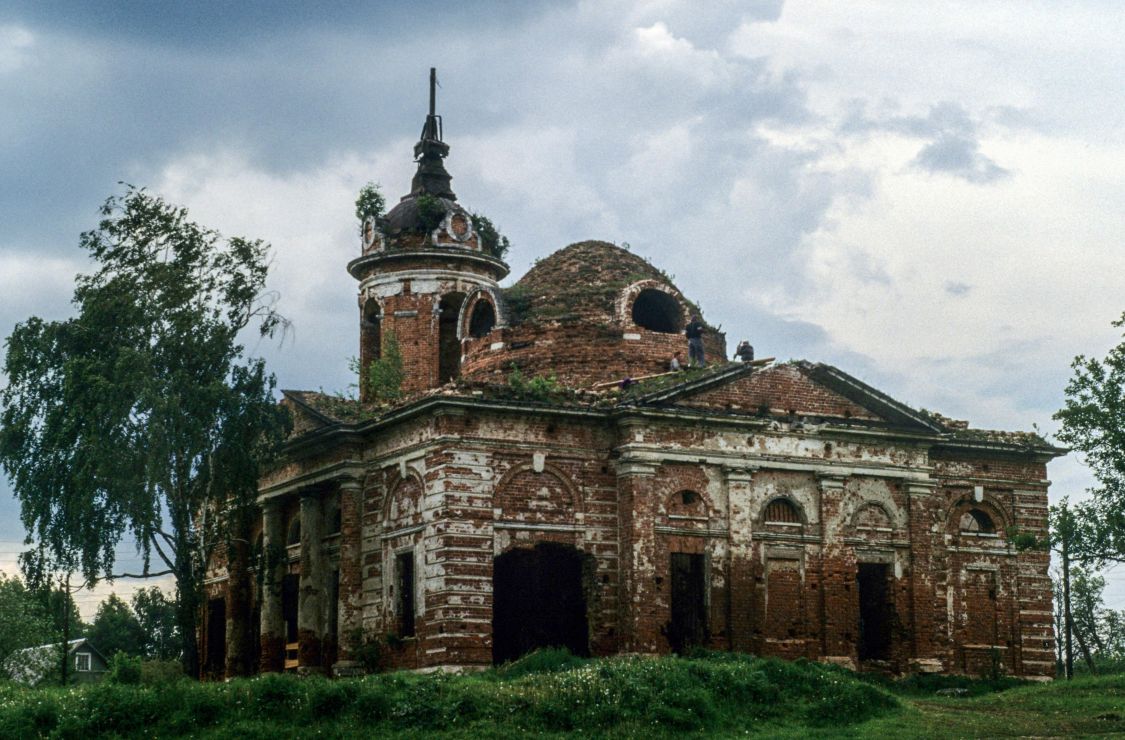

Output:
xmin=685 ymin=315 xmax=706 ymax=368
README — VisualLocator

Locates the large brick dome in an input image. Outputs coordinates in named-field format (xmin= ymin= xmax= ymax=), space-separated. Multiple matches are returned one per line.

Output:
xmin=457 ymin=240 xmax=725 ymax=388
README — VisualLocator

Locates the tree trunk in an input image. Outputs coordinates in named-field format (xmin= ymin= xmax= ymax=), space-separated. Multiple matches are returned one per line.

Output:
xmin=59 ymin=573 xmax=70 ymax=686
xmin=174 ymin=524 xmax=201 ymax=679
xmin=1062 ymin=540 xmax=1074 ymax=680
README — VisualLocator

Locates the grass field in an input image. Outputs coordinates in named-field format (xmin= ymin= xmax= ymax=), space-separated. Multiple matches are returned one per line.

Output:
xmin=1 ymin=650 xmax=1121 ymax=738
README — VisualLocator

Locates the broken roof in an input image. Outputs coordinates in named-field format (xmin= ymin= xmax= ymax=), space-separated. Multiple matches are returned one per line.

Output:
xmin=505 ymin=240 xmax=708 ymax=326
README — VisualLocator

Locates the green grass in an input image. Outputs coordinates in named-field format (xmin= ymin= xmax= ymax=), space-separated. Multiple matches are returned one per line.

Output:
xmin=0 ymin=652 xmax=1121 ymax=738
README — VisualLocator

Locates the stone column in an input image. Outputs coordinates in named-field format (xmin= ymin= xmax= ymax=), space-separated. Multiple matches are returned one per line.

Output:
xmin=259 ymin=498 xmax=285 ymax=673
xmin=334 ymin=478 xmax=366 ymax=676
xmin=225 ymin=505 xmax=252 ymax=677
xmin=298 ymin=490 xmax=326 ymax=673
xmin=616 ymin=456 xmax=660 ymax=653
xmin=905 ymin=479 xmax=942 ymax=673
xmin=724 ymin=466 xmax=756 ymax=653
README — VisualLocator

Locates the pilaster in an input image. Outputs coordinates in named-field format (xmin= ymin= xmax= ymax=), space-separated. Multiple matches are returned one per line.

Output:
xmin=616 ymin=456 xmax=660 ymax=653
xmin=724 ymin=465 xmax=756 ymax=653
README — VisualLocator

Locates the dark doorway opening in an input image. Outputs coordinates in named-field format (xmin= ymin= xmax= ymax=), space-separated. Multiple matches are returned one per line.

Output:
xmin=669 ymin=553 xmax=708 ymax=653
xmin=282 ymin=574 xmax=299 ymax=644
xmin=492 ymin=542 xmax=589 ymax=664
xmin=326 ymin=569 xmax=340 ymax=668
xmin=631 ymin=289 xmax=683 ymax=333
xmin=438 ymin=293 xmax=466 ymax=384
xmin=205 ymin=597 xmax=226 ymax=678
xmin=857 ymin=563 xmax=891 ymax=661
xmin=250 ymin=601 xmax=262 ymax=672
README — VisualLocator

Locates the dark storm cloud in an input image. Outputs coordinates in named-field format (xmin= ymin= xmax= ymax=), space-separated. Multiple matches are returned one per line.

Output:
xmin=912 ymin=133 xmax=1008 ymax=183
xmin=839 ymin=99 xmax=1009 ymax=184
xmin=0 ymin=1 xmax=558 ymax=47
xmin=0 ymin=1 xmax=559 ymax=255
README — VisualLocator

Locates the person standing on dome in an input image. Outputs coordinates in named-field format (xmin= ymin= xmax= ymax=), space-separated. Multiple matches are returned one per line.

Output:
xmin=685 ymin=314 xmax=706 ymax=368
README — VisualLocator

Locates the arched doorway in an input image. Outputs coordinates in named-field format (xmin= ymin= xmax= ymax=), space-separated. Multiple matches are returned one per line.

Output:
xmin=492 ymin=542 xmax=589 ymax=664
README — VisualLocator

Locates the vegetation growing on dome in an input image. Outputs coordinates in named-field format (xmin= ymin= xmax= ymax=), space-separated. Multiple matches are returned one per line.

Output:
xmin=354 ymin=182 xmax=385 ymax=234
xmin=508 ymin=241 xmax=710 ymax=327
xmin=471 ymin=212 xmax=510 ymax=260
xmin=415 ymin=194 xmax=446 ymax=236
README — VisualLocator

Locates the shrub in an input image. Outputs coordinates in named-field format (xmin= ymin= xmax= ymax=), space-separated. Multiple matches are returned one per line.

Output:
xmin=107 ymin=652 xmax=143 ymax=685
xmin=470 ymin=212 xmax=510 ymax=260
xmin=364 ymin=333 xmax=404 ymax=404
xmin=140 ymin=658 xmax=186 ymax=685
xmin=492 ymin=647 xmax=588 ymax=679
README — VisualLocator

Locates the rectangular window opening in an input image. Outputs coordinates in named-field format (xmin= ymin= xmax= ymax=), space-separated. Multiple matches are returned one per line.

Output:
xmin=397 ymin=551 xmax=416 ymax=637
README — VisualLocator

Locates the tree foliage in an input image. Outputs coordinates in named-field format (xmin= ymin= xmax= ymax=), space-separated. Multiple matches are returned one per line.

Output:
xmin=88 ymin=593 xmax=145 ymax=659
xmin=363 ymin=332 xmax=404 ymax=404
xmin=1055 ymin=312 xmax=1125 ymax=506
xmin=0 ymin=186 xmax=291 ymax=677
xmin=0 ymin=574 xmax=54 ymax=676
xmin=470 ymin=212 xmax=510 ymax=260
xmin=131 ymin=586 xmax=180 ymax=660
xmin=354 ymin=182 xmax=385 ymax=233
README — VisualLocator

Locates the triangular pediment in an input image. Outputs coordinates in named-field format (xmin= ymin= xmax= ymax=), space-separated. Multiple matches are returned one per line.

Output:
xmin=281 ymin=390 xmax=340 ymax=436
xmin=635 ymin=362 xmax=941 ymax=431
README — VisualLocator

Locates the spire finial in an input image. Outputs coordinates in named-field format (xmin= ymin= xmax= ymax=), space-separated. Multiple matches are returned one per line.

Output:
xmin=411 ymin=67 xmax=455 ymax=199
xmin=429 ymin=67 xmax=436 ymax=118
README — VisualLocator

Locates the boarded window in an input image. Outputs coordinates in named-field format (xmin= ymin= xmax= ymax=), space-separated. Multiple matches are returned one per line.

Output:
xmin=764 ymin=498 xmax=801 ymax=524
xmin=631 ymin=289 xmax=683 ymax=333
xmin=397 ymin=551 xmax=416 ymax=637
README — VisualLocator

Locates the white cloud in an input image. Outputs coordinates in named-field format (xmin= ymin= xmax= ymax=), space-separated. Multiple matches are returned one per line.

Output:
xmin=0 ymin=25 xmax=34 ymax=75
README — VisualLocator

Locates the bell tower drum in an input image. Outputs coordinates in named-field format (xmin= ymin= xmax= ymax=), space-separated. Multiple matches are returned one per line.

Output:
xmin=347 ymin=69 xmax=509 ymax=400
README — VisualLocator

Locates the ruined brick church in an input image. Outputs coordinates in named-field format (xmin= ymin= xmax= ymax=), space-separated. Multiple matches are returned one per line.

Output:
xmin=202 ymin=74 xmax=1060 ymax=680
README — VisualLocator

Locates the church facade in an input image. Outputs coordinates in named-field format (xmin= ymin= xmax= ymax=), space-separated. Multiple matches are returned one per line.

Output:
xmin=200 ymin=78 xmax=1060 ymax=680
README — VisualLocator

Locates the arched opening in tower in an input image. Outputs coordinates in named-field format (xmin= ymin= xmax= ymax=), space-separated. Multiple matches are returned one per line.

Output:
xmin=360 ymin=299 xmax=382 ymax=402
xmin=492 ymin=542 xmax=590 ymax=664
xmin=631 ymin=289 xmax=683 ymax=333
xmin=438 ymin=292 xmax=465 ymax=383
xmin=469 ymin=300 xmax=497 ymax=338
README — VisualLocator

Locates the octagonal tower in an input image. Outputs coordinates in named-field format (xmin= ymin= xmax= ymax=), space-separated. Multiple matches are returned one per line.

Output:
xmin=347 ymin=69 xmax=509 ymax=399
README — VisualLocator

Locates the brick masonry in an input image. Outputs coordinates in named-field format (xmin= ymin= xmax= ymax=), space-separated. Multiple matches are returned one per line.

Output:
xmin=200 ymin=117 xmax=1060 ymax=681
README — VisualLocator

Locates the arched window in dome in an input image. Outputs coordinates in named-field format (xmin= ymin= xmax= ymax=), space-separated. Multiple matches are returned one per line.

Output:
xmin=764 ymin=498 xmax=801 ymax=524
xmin=959 ymin=509 xmax=996 ymax=535
xmin=469 ymin=300 xmax=496 ymax=338
xmin=631 ymin=288 xmax=683 ymax=334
